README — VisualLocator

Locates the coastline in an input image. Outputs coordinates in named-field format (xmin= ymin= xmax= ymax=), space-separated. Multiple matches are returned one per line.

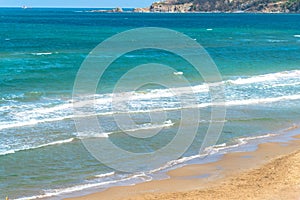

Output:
xmin=87 ymin=9 xmax=299 ymax=14
xmin=66 ymin=128 xmax=300 ymax=200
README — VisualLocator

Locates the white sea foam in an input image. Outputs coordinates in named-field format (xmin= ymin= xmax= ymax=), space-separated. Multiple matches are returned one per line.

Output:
xmin=173 ymin=71 xmax=183 ymax=75
xmin=266 ymin=39 xmax=288 ymax=43
xmin=272 ymin=81 xmax=300 ymax=87
xmin=15 ymin=173 xmax=152 ymax=200
xmin=36 ymin=138 xmax=75 ymax=148
xmin=2 ymin=69 xmax=300 ymax=131
xmin=31 ymin=52 xmax=53 ymax=56
xmin=198 ymin=94 xmax=300 ymax=108
xmin=125 ymin=120 xmax=174 ymax=132
xmin=75 ymin=120 xmax=175 ymax=139
xmin=0 ymin=116 xmax=71 ymax=130
xmin=24 ymin=101 xmax=73 ymax=115
xmin=2 ymin=93 xmax=300 ymax=131
xmin=224 ymin=94 xmax=300 ymax=106
xmin=186 ymin=94 xmax=300 ymax=109
xmin=294 ymin=35 xmax=300 ymax=38
xmin=75 ymin=131 xmax=110 ymax=139
xmin=0 ymin=138 xmax=75 ymax=156
xmin=149 ymin=154 xmax=200 ymax=173
xmin=94 ymin=172 xmax=115 ymax=178
xmin=227 ymin=70 xmax=300 ymax=85
xmin=204 ymin=133 xmax=279 ymax=154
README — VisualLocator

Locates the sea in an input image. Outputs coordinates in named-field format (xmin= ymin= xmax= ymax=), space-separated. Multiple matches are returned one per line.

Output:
xmin=1 ymin=8 xmax=300 ymax=199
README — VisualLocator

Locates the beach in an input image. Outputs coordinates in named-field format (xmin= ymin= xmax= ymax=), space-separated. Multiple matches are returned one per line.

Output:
xmin=68 ymin=133 xmax=300 ymax=200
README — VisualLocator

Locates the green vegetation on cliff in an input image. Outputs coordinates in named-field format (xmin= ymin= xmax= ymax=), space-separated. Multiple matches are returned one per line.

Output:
xmin=148 ymin=0 xmax=300 ymax=12
xmin=285 ymin=0 xmax=300 ymax=11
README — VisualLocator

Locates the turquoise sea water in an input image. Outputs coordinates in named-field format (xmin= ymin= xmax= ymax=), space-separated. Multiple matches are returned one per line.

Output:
xmin=1 ymin=8 xmax=300 ymax=199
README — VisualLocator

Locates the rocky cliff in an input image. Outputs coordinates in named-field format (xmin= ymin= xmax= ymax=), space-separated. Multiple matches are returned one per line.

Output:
xmin=141 ymin=0 xmax=300 ymax=13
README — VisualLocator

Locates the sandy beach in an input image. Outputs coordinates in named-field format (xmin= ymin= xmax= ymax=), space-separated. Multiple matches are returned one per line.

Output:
xmin=67 ymin=133 xmax=300 ymax=200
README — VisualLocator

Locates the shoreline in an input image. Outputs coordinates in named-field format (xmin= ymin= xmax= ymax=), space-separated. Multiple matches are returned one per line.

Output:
xmin=87 ymin=10 xmax=300 ymax=14
xmin=66 ymin=128 xmax=300 ymax=200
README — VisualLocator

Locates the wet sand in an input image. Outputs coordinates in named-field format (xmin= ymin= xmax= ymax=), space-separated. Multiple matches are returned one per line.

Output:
xmin=67 ymin=134 xmax=300 ymax=200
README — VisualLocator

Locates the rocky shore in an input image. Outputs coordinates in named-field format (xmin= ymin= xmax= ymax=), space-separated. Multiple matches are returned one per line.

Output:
xmin=134 ymin=0 xmax=300 ymax=13
xmin=89 ymin=7 xmax=124 ymax=13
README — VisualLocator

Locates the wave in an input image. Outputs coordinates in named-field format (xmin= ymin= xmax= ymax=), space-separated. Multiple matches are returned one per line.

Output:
xmin=54 ymin=69 xmax=300 ymax=106
xmin=94 ymin=172 xmax=115 ymax=178
xmin=224 ymin=94 xmax=300 ymax=106
xmin=75 ymin=120 xmax=175 ymax=139
xmin=31 ymin=52 xmax=54 ymax=56
xmin=2 ymin=93 xmax=300 ymax=131
xmin=182 ymin=94 xmax=300 ymax=109
xmin=149 ymin=132 xmax=279 ymax=173
xmin=0 ymin=116 xmax=72 ymax=130
xmin=272 ymin=81 xmax=300 ymax=87
xmin=125 ymin=120 xmax=174 ymax=132
xmin=0 ymin=138 xmax=75 ymax=156
xmin=205 ymin=133 xmax=279 ymax=154
xmin=227 ymin=70 xmax=300 ymax=85
xmin=294 ymin=35 xmax=300 ymax=38
xmin=15 ymin=172 xmax=152 ymax=200
xmin=2 ymin=69 xmax=300 ymax=131
xmin=266 ymin=39 xmax=288 ymax=43
xmin=12 ymin=129 xmax=292 ymax=200
xmin=173 ymin=71 xmax=183 ymax=75
xmin=1 ymin=91 xmax=44 ymax=102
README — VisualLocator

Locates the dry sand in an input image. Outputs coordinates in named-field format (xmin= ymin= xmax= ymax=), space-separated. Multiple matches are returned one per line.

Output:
xmin=67 ymin=134 xmax=300 ymax=200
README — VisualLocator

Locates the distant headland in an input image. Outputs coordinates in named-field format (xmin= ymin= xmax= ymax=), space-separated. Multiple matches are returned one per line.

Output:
xmin=87 ymin=0 xmax=300 ymax=13
xmin=133 ymin=0 xmax=300 ymax=13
